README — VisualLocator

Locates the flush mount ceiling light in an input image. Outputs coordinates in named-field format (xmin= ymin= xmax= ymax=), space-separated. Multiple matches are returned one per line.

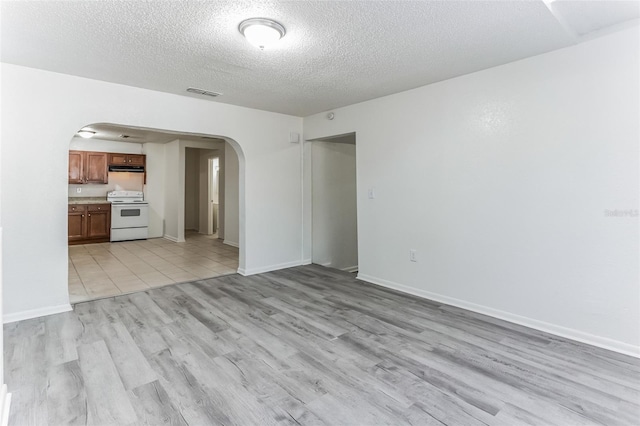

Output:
xmin=77 ymin=130 xmax=96 ymax=138
xmin=238 ymin=18 xmax=286 ymax=50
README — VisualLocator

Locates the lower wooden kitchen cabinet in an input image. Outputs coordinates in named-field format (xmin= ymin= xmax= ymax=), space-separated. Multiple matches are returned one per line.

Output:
xmin=68 ymin=204 xmax=111 ymax=244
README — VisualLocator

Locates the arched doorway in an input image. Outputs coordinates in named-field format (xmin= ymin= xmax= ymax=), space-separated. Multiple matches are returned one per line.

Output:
xmin=66 ymin=123 xmax=245 ymax=303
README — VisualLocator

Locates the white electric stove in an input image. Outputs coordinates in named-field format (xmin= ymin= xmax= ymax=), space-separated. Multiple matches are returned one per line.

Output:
xmin=107 ymin=191 xmax=149 ymax=242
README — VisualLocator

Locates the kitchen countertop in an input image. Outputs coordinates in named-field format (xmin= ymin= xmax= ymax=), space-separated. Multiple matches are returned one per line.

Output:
xmin=68 ymin=197 xmax=111 ymax=205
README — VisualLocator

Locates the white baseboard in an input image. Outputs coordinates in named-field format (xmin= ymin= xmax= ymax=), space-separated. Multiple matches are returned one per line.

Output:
xmin=223 ymin=240 xmax=239 ymax=248
xmin=3 ymin=303 xmax=73 ymax=324
xmin=315 ymin=262 xmax=358 ymax=273
xmin=0 ymin=385 xmax=11 ymax=426
xmin=302 ymin=258 xmax=312 ymax=265
xmin=163 ymin=235 xmax=179 ymax=243
xmin=238 ymin=260 xmax=306 ymax=276
xmin=356 ymin=274 xmax=640 ymax=358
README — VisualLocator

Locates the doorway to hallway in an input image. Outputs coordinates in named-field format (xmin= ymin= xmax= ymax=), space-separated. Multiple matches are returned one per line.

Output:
xmin=184 ymin=144 xmax=240 ymax=248
xmin=310 ymin=132 xmax=358 ymax=272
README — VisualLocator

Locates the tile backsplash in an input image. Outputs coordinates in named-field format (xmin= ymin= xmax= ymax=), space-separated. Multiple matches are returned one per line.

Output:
xmin=69 ymin=172 xmax=144 ymax=197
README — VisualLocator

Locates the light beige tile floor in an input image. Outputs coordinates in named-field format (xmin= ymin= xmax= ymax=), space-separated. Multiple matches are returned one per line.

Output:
xmin=69 ymin=231 xmax=239 ymax=303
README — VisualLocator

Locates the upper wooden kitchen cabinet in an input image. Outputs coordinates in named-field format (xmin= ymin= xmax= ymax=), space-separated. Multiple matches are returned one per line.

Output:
xmin=68 ymin=151 xmax=84 ymax=184
xmin=108 ymin=153 xmax=145 ymax=166
xmin=68 ymin=151 xmax=108 ymax=184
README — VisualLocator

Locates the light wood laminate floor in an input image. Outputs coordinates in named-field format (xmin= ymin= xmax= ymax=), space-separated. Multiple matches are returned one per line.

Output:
xmin=6 ymin=265 xmax=640 ymax=425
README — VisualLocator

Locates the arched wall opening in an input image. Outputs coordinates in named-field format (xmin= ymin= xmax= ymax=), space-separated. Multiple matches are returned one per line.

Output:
xmin=2 ymin=63 xmax=303 ymax=322
xmin=65 ymin=123 xmax=246 ymax=302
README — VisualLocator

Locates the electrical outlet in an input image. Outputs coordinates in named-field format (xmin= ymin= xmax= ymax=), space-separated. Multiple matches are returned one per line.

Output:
xmin=76 ymin=187 xmax=82 ymax=194
xmin=409 ymin=249 xmax=417 ymax=262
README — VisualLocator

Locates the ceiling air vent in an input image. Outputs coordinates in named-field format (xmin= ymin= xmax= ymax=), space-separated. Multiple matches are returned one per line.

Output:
xmin=187 ymin=87 xmax=222 ymax=97
xmin=119 ymin=134 xmax=142 ymax=140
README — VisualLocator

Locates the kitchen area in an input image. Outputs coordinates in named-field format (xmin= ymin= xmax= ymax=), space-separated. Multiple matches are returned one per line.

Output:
xmin=68 ymin=150 xmax=149 ymax=245
xmin=68 ymin=125 xmax=240 ymax=304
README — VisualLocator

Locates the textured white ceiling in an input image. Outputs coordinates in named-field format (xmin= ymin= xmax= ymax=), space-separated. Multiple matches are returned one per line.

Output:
xmin=1 ymin=1 xmax=638 ymax=116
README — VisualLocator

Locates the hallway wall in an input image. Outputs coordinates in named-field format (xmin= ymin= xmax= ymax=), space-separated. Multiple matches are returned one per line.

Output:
xmin=184 ymin=148 xmax=200 ymax=231
xmin=198 ymin=149 xmax=218 ymax=234
xmin=224 ymin=143 xmax=240 ymax=247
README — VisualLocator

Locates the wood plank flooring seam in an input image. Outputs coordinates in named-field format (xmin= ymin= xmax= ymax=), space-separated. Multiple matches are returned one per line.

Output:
xmin=5 ymin=264 xmax=639 ymax=426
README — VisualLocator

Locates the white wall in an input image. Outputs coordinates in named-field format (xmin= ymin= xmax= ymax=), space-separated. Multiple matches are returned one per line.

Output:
xmin=162 ymin=140 xmax=182 ymax=242
xmin=218 ymin=143 xmax=226 ymax=239
xmin=69 ymin=137 xmax=142 ymax=154
xmin=0 ymin=57 xmax=3 ymax=383
xmin=224 ymin=142 xmax=240 ymax=247
xmin=304 ymin=27 xmax=640 ymax=355
xmin=0 ymin=62 xmax=9 ymax=405
xmin=312 ymin=142 xmax=358 ymax=271
xmin=69 ymin=173 xmax=144 ymax=198
xmin=1 ymin=65 xmax=303 ymax=321
xmin=184 ymin=148 xmax=200 ymax=231
xmin=142 ymin=142 xmax=166 ymax=238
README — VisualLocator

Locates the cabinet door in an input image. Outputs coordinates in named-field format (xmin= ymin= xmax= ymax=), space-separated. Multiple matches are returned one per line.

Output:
xmin=69 ymin=151 xmax=84 ymax=184
xmin=68 ymin=211 xmax=87 ymax=241
xmin=86 ymin=210 xmax=110 ymax=239
xmin=109 ymin=154 xmax=128 ymax=165
xmin=127 ymin=154 xmax=145 ymax=166
xmin=85 ymin=152 xmax=108 ymax=184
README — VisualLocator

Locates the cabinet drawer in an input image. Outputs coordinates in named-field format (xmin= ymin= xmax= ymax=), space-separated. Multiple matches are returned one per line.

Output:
xmin=87 ymin=204 xmax=110 ymax=212
xmin=68 ymin=204 xmax=87 ymax=213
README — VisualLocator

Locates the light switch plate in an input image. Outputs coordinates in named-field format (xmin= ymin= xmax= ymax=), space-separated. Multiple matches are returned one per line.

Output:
xmin=368 ymin=188 xmax=375 ymax=199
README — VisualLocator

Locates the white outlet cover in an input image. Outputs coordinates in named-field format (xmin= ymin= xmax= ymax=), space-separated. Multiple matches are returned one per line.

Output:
xmin=410 ymin=249 xmax=417 ymax=262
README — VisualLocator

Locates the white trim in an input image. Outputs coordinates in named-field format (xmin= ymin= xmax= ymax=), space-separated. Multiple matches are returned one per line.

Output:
xmin=3 ymin=303 xmax=73 ymax=324
xmin=315 ymin=262 xmax=358 ymax=273
xmin=0 ymin=385 xmax=10 ymax=426
xmin=223 ymin=240 xmax=239 ymax=248
xmin=163 ymin=235 xmax=179 ymax=242
xmin=357 ymin=274 xmax=640 ymax=358
xmin=238 ymin=260 xmax=306 ymax=276
xmin=302 ymin=258 xmax=312 ymax=265
xmin=300 ymin=137 xmax=307 ymax=263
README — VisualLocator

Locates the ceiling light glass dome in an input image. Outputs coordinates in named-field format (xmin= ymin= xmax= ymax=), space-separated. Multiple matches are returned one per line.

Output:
xmin=239 ymin=18 xmax=286 ymax=50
